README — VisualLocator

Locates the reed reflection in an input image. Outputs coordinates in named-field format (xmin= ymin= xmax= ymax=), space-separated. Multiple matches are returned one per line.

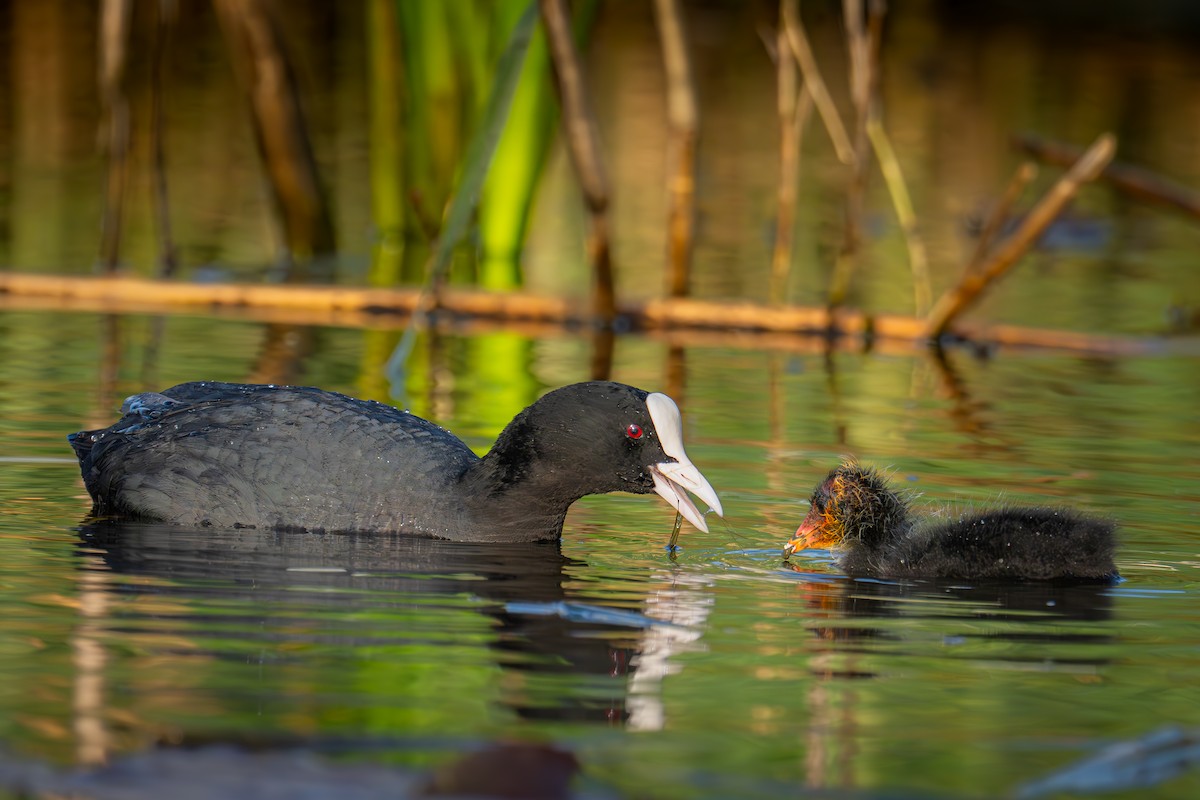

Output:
xmin=788 ymin=568 xmax=1115 ymax=657
xmin=74 ymin=520 xmax=706 ymax=734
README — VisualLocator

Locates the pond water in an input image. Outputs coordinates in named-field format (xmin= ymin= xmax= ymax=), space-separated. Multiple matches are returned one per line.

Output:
xmin=1 ymin=311 xmax=1198 ymax=798
xmin=3 ymin=2 xmax=1200 ymax=797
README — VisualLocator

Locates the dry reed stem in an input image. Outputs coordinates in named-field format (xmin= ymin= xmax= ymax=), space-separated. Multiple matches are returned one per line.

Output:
xmin=539 ymin=0 xmax=615 ymax=321
xmin=150 ymin=0 xmax=178 ymax=276
xmin=213 ymin=0 xmax=335 ymax=264
xmin=98 ymin=0 xmax=133 ymax=273
xmin=769 ymin=0 xmax=812 ymax=305
xmin=967 ymin=161 xmax=1038 ymax=273
xmin=827 ymin=0 xmax=879 ymax=308
xmin=0 ymin=270 xmax=1175 ymax=356
xmin=780 ymin=1 xmax=855 ymax=165
xmin=859 ymin=0 xmax=929 ymax=315
xmin=770 ymin=87 xmax=813 ymax=305
xmin=925 ymin=133 xmax=1117 ymax=338
xmin=1015 ymin=132 xmax=1200 ymax=221
xmin=654 ymin=0 xmax=700 ymax=298
xmin=585 ymin=212 xmax=616 ymax=324
xmin=867 ymin=120 xmax=930 ymax=315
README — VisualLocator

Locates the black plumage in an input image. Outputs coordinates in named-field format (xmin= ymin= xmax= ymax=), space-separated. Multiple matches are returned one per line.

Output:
xmin=68 ymin=381 xmax=721 ymax=542
xmin=784 ymin=463 xmax=1118 ymax=582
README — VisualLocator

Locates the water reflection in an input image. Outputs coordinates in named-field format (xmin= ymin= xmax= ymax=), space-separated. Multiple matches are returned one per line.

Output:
xmin=780 ymin=569 xmax=1120 ymax=791
xmin=787 ymin=569 xmax=1115 ymax=656
xmin=73 ymin=520 xmax=710 ymax=756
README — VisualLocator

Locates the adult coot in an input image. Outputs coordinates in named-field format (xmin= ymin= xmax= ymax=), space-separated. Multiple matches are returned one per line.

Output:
xmin=782 ymin=462 xmax=1117 ymax=581
xmin=69 ymin=381 xmax=723 ymax=542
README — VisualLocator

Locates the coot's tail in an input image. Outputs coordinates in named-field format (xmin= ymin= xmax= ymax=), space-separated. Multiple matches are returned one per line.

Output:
xmin=67 ymin=429 xmax=97 ymax=460
xmin=67 ymin=430 xmax=100 ymax=501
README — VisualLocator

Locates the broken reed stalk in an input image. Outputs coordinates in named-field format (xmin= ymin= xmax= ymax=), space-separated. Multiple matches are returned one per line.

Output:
xmin=150 ymin=0 xmax=178 ymax=276
xmin=1014 ymin=132 xmax=1200 ymax=221
xmin=769 ymin=0 xmax=812 ymax=305
xmin=98 ymin=0 xmax=132 ymax=273
xmin=860 ymin=1 xmax=930 ymax=315
xmin=539 ymin=0 xmax=616 ymax=323
xmin=967 ymin=161 xmax=1037 ymax=273
xmin=780 ymin=0 xmax=854 ymax=165
xmin=924 ymin=133 xmax=1117 ymax=338
xmin=869 ymin=121 xmax=930 ymax=314
xmin=213 ymin=0 xmax=336 ymax=266
xmin=654 ymin=0 xmax=699 ymax=299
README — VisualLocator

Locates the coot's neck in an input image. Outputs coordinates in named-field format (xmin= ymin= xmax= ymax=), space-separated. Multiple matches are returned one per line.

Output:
xmin=451 ymin=410 xmax=586 ymax=542
xmin=454 ymin=453 xmax=577 ymax=542
xmin=848 ymin=487 xmax=915 ymax=549
xmin=836 ymin=491 xmax=917 ymax=574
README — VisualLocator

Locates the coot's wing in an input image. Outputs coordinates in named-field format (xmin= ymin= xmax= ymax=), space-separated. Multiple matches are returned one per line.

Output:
xmin=895 ymin=508 xmax=1117 ymax=581
xmin=73 ymin=384 xmax=479 ymax=533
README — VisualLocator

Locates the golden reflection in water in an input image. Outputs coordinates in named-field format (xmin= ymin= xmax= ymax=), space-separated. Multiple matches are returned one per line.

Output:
xmin=796 ymin=577 xmax=869 ymax=792
xmin=763 ymin=353 xmax=790 ymax=534
xmin=72 ymin=552 xmax=112 ymax=766
xmin=627 ymin=570 xmax=713 ymax=732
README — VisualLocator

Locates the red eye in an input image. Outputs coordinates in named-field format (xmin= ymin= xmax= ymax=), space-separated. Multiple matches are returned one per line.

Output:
xmin=625 ymin=423 xmax=644 ymax=440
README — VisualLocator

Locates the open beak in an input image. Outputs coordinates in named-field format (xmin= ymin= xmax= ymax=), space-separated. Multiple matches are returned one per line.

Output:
xmin=646 ymin=393 xmax=724 ymax=533
xmin=782 ymin=517 xmax=819 ymax=559
xmin=650 ymin=460 xmax=722 ymax=533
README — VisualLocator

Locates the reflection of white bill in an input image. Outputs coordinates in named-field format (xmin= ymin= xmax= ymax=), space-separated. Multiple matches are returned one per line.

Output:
xmin=626 ymin=572 xmax=714 ymax=732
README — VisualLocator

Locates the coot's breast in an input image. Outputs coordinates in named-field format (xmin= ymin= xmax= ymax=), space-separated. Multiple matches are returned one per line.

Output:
xmin=75 ymin=383 xmax=479 ymax=533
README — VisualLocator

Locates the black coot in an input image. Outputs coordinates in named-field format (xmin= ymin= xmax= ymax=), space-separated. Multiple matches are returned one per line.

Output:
xmin=69 ymin=381 xmax=723 ymax=542
xmin=783 ymin=462 xmax=1117 ymax=581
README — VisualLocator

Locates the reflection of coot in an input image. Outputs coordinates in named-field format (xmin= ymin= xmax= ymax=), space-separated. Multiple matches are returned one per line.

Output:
xmin=68 ymin=381 xmax=721 ymax=541
xmin=784 ymin=463 xmax=1118 ymax=581
xmin=79 ymin=521 xmax=637 ymax=724
xmin=787 ymin=567 xmax=1115 ymax=676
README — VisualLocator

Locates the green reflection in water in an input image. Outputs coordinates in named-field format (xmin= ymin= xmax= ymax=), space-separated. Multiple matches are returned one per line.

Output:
xmin=1 ymin=311 xmax=1198 ymax=797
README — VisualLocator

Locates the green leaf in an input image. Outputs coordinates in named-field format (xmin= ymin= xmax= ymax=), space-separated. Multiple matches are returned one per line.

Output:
xmin=428 ymin=0 xmax=538 ymax=287
xmin=387 ymin=1 xmax=539 ymax=398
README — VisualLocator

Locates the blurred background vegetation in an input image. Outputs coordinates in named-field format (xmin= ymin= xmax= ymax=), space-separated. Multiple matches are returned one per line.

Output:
xmin=3 ymin=0 xmax=1200 ymax=326
xmin=3 ymin=8 xmax=1200 ymax=791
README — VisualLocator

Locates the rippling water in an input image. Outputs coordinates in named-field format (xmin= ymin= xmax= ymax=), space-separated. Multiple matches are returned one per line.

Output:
xmin=1 ymin=312 xmax=1198 ymax=798
xmin=5 ymin=2 xmax=1200 ymax=794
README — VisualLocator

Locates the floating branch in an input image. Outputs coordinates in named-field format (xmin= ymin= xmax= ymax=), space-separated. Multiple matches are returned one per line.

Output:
xmin=1 ymin=270 xmax=1181 ymax=357
xmin=924 ymin=133 xmax=1117 ymax=339
xmin=1015 ymin=132 xmax=1200 ymax=221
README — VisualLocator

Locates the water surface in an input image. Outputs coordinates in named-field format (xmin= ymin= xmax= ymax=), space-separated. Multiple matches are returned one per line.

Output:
xmin=3 ymin=2 xmax=1200 ymax=796
xmin=1 ymin=312 xmax=1198 ymax=798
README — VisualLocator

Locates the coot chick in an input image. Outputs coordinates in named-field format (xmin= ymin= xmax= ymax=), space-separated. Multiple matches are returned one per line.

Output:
xmin=69 ymin=381 xmax=723 ymax=542
xmin=782 ymin=462 xmax=1117 ymax=581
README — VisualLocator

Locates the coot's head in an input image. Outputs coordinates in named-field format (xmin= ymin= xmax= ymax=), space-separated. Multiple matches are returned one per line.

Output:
xmin=487 ymin=382 xmax=723 ymax=532
xmin=783 ymin=463 xmax=908 ymax=558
